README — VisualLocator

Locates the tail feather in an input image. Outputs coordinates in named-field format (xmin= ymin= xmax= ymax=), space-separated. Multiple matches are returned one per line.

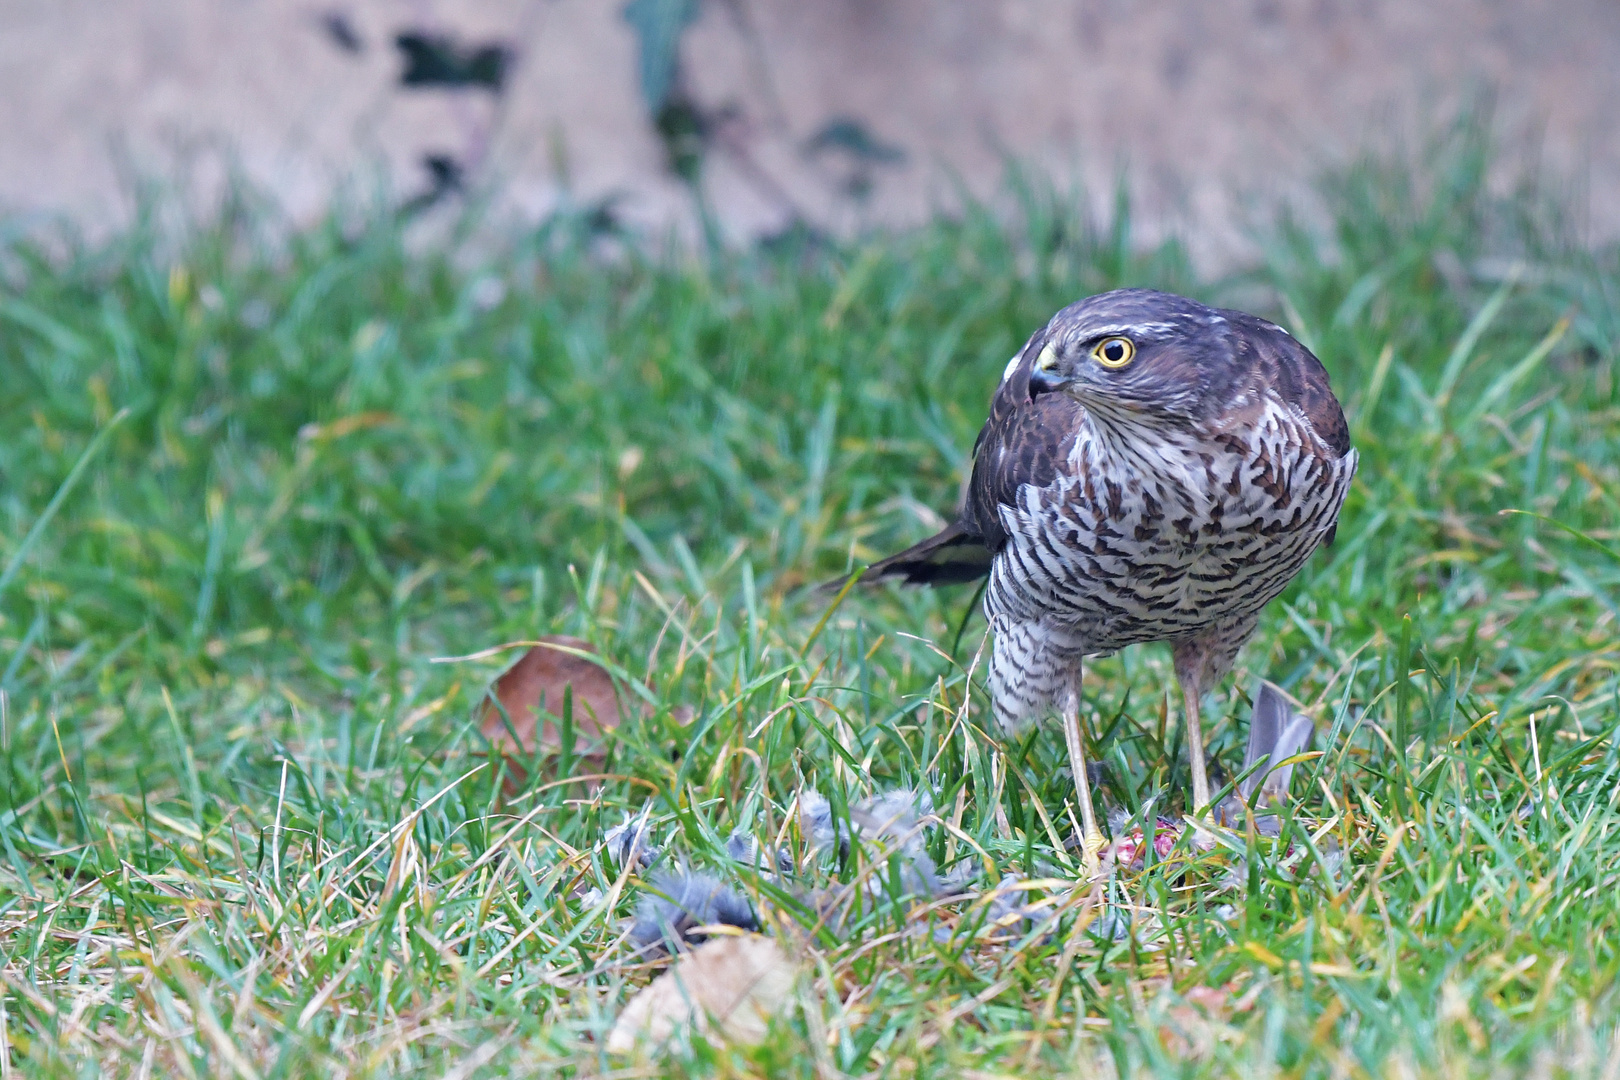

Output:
xmin=1243 ymin=682 xmax=1315 ymax=806
xmin=1217 ymin=681 xmax=1316 ymax=829
xmin=820 ymin=521 xmax=992 ymax=593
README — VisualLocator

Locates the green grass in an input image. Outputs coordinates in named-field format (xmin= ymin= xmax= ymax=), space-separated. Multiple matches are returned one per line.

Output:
xmin=2 ymin=130 xmax=1619 ymax=1077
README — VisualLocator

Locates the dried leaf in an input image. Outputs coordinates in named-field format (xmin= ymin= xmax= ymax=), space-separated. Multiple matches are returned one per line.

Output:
xmin=480 ymin=637 xmax=622 ymax=785
xmin=606 ymin=935 xmax=798 ymax=1053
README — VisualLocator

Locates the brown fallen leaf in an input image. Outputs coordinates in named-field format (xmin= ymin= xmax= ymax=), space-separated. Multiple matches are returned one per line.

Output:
xmin=478 ymin=637 xmax=695 ymax=793
xmin=606 ymin=934 xmax=799 ymax=1054
xmin=480 ymin=636 xmax=622 ymax=787
xmin=1148 ymin=979 xmax=1254 ymax=1059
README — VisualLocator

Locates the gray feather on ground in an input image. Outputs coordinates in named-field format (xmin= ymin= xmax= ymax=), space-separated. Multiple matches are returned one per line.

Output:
xmin=725 ymin=830 xmax=795 ymax=874
xmin=629 ymin=870 xmax=759 ymax=955
xmin=1217 ymin=681 xmax=1317 ymax=833
xmin=605 ymin=807 xmax=658 ymax=870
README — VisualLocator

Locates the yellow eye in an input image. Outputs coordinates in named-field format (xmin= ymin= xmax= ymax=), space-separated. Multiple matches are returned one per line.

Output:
xmin=1092 ymin=336 xmax=1135 ymax=368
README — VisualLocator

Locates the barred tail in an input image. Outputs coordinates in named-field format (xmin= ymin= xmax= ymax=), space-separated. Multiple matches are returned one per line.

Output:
xmin=819 ymin=521 xmax=993 ymax=594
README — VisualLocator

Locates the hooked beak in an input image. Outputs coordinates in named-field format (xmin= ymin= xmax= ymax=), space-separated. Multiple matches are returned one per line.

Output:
xmin=1028 ymin=342 xmax=1069 ymax=397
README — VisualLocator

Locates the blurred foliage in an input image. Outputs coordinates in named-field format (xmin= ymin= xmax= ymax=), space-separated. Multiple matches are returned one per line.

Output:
xmin=624 ymin=0 xmax=702 ymax=113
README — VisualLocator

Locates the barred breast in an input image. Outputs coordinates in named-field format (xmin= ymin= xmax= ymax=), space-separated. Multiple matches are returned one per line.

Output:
xmin=985 ymin=396 xmax=1356 ymax=728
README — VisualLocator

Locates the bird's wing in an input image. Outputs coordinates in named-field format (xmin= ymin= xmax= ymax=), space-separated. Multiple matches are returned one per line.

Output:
xmin=848 ymin=519 xmax=994 ymax=587
xmin=817 ymin=338 xmax=1082 ymax=592
xmin=1221 ymin=312 xmax=1353 ymax=547
xmin=959 ymin=341 xmax=1086 ymax=553
xmin=1232 ymin=313 xmax=1352 ymax=459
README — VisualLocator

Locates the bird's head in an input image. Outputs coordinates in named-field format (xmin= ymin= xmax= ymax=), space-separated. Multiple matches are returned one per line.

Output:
xmin=1022 ymin=289 xmax=1249 ymax=427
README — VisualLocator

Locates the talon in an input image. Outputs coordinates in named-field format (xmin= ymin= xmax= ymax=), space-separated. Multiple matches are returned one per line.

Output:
xmin=1080 ymin=828 xmax=1106 ymax=880
xmin=1184 ymin=815 xmax=1218 ymax=852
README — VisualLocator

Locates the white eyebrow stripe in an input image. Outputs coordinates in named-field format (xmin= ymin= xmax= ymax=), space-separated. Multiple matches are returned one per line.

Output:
xmin=1001 ymin=354 xmax=1021 ymax=382
xmin=1070 ymin=320 xmax=1179 ymax=341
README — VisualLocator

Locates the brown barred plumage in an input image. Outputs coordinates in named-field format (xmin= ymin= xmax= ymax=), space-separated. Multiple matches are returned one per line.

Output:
xmin=845 ymin=288 xmax=1357 ymax=869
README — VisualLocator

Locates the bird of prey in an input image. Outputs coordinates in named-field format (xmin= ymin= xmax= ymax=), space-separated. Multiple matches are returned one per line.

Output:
xmin=848 ymin=289 xmax=1356 ymax=868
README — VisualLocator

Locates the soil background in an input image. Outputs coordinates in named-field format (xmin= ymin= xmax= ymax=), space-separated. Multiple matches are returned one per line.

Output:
xmin=3 ymin=1 xmax=1617 ymax=262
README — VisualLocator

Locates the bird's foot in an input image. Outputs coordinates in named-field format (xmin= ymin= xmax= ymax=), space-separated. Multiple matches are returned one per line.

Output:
xmin=1183 ymin=810 xmax=1220 ymax=852
xmin=1078 ymin=827 xmax=1106 ymax=880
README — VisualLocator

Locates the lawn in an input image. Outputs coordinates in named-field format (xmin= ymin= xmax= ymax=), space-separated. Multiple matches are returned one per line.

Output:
xmin=2 ymin=132 xmax=1619 ymax=1077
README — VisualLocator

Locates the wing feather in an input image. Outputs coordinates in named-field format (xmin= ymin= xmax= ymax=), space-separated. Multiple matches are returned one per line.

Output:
xmin=960 ymin=337 xmax=1084 ymax=552
xmin=815 ymin=335 xmax=1081 ymax=592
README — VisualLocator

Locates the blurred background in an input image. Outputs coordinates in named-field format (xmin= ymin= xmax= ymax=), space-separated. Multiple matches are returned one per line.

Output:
xmin=4 ymin=0 xmax=1618 ymax=264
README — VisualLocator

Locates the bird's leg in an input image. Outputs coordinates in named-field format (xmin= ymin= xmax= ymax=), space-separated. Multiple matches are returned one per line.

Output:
xmin=1061 ymin=667 xmax=1104 ymax=877
xmin=1181 ymin=677 xmax=1212 ymax=814
xmin=1175 ymin=626 xmax=1253 ymax=844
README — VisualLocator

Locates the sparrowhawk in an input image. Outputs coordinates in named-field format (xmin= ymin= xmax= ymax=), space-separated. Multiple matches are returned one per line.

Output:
xmin=846 ymin=288 xmax=1357 ymax=868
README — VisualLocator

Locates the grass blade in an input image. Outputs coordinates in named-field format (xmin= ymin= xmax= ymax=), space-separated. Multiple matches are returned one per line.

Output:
xmin=1434 ymin=268 xmax=1517 ymax=406
xmin=0 ymin=407 xmax=129 ymax=604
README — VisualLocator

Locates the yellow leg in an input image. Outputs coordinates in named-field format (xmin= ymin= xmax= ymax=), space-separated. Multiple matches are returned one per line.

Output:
xmin=1062 ymin=670 xmax=1104 ymax=878
xmin=1182 ymin=681 xmax=1211 ymax=814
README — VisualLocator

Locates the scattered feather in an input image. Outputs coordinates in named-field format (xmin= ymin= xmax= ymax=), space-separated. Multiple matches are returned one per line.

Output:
xmin=798 ymin=788 xmax=938 ymax=895
xmin=725 ymin=830 xmax=793 ymax=874
xmin=847 ymin=789 xmax=938 ymax=899
xmin=935 ymin=860 xmax=978 ymax=895
xmin=1088 ymin=910 xmax=1132 ymax=942
xmin=630 ymin=870 xmax=759 ymax=955
xmin=977 ymin=875 xmax=1074 ymax=943
xmin=795 ymin=790 xmax=839 ymax=853
xmin=1214 ymin=681 xmax=1316 ymax=831
xmin=855 ymin=787 xmax=934 ymax=826
xmin=788 ymin=789 xmax=944 ymax=938
xmin=985 ymin=873 xmax=1036 ymax=930
xmin=605 ymin=807 xmax=659 ymax=870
